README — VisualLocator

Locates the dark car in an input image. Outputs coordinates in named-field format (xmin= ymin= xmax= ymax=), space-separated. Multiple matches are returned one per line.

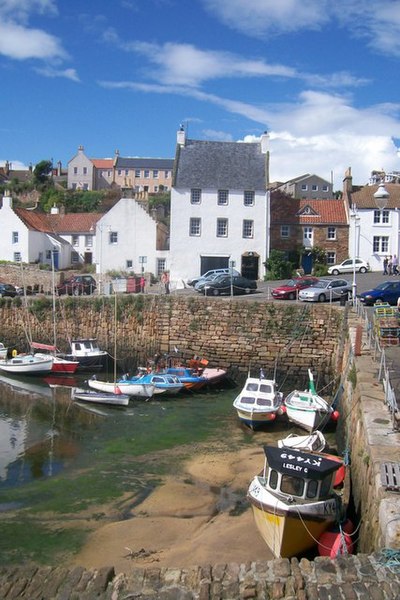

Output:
xmin=0 ymin=283 xmax=17 ymax=298
xmin=271 ymin=276 xmax=319 ymax=300
xmin=200 ymin=275 xmax=257 ymax=296
xmin=358 ymin=281 xmax=400 ymax=306
xmin=56 ymin=275 xmax=97 ymax=296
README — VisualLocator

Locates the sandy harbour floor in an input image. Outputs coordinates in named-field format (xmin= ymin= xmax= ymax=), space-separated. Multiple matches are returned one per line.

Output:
xmin=70 ymin=444 xmax=274 ymax=573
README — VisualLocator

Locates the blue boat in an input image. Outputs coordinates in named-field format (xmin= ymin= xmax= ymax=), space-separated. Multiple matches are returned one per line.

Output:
xmin=162 ymin=366 xmax=207 ymax=391
xmin=120 ymin=369 xmax=185 ymax=396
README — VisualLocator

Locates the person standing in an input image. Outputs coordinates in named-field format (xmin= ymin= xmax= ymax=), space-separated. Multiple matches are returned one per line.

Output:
xmin=161 ymin=271 xmax=170 ymax=294
xmin=383 ymin=256 xmax=389 ymax=275
xmin=140 ymin=276 xmax=145 ymax=293
xmin=388 ymin=255 xmax=393 ymax=275
xmin=393 ymin=255 xmax=399 ymax=275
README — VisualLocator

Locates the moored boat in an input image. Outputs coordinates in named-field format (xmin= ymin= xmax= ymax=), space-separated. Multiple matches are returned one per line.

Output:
xmin=284 ymin=369 xmax=336 ymax=432
xmin=0 ymin=353 xmax=54 ymax=375
xmin=31 ymin=342 xmax=79 ymax=374
xmin=247 ymin=444 xmax=349 ymax=558
xmin=133 ymin=369 xmax=185 ymax=395
xmin=233 ymin=371 xmax=284 ymax=429
xmin=278 ymin=431 xmax=326 ymax=453
xmin=57 ymin=338 xmax=108 ymax=370
xmin=0 ymin=343 xmax=8 ymax=360
xmin=162 ymin=366 xmax=207 ymax=391
xmin=88 ymin=376 xmax=155 ymax=398
xmin=71 ymin=387 xmax=130 ymax=407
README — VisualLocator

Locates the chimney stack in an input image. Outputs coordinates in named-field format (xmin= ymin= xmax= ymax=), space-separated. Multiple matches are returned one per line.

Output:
xmin=177 ymin=125 xmax=186 ymax=147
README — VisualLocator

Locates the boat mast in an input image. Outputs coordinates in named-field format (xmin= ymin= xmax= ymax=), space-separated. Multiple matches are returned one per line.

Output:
xmin=51 ymin=249 xmax=57 ymax=349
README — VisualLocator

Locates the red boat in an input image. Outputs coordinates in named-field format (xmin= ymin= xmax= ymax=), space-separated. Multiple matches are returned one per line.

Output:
xmin=31 ymin=342 xmax=79 ymax=374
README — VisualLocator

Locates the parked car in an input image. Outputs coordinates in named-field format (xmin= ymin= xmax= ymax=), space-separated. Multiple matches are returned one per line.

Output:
xmin=0 ymin=283 xmax=17 ymax=298
xmin=199 ymin=275 xmax=257 ymax=296
xmin=328 ymin=258 xmax=370 ymax=275
xmin=358 ymin=281 xmax=400 ymax=306
xmin=56 ymin=275 xmax=97 ymax=296
xmin=188 ymin=268 xmax=239 ymax=287
xmin=195 ymin=271 xmax=239 ymax=291
xmin=271 ymin=276 xmax=319 ymax=300
xmin=298 ymin=278 xmax=351 ymax=302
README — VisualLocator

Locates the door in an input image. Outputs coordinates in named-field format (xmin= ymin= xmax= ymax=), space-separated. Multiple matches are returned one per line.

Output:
xmin=302 ymin=252 xmax=313 ymax=275
xmin=200 ymin=256 xmax=229 ymax=275
xmin=241 ymin=253 xmax=258 ymax=280
xmin=53 ymin=251 xmax=59 ymax=270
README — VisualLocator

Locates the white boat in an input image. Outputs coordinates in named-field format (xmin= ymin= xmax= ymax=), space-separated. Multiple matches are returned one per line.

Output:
xmin=88 ymin=376 xmax=155 ymax=399
xmin=0 ymin=354 xmax=54 ymax=375
xmin=57 ymin=338 xmax=108 ymax=370
xmin=233 ymin=371 xmax=284 ymax=429
xmin=247 ymin=445 xmax=348 ymax=558
xmin=278 ymin=431 xmax=326 ymax=453
xmin=71 ymin=387 xmax=130 ymax=407
xmin=284 ymin=369 xmax=334 ymax=432
xmin=0 ymin=343 xmax=8 ymax=360
xmin=31 ymin=342 xmax=79 ymax=374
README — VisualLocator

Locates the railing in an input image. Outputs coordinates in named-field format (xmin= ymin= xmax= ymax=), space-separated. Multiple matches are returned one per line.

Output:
xmin=353 ymin=298 xmax=399 ymax=430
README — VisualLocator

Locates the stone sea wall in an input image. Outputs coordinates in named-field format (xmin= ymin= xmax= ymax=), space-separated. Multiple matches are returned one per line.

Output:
xmin=0 ymin=294 xmax=345 ymax=386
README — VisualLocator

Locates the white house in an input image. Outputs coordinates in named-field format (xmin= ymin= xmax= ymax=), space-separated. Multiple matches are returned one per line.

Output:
xmin=169 ymin=129 xmax=270 ymax=283
xmin=344 ymin=170 xmax=400 ymax=272
xmin=94 ymin=197 xmax=169 ymax=290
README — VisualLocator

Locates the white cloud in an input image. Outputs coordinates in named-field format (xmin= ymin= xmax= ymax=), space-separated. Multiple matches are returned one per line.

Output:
xmin=35 ymin=66 xmax=80 ymax=82
xmin=0 ymin=159 xmax=29 ymax=170
xmin=0 ymin=20 xmax=66 ymax=60
xmin=0 ymin=1 xmax=58 ymax=22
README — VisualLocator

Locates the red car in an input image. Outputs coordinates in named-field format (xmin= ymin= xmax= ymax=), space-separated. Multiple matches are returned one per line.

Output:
xmin=271 ymin=276 xmax=319 ymax=300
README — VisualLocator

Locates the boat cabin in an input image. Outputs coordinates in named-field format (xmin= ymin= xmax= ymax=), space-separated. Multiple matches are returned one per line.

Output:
xmin=71 ymin=338 xmax=102 ymax=355
xmin=261 ymin=446 xmax=342 ymax=502
xmin=239 ymin=379 xmax=281 ymax=409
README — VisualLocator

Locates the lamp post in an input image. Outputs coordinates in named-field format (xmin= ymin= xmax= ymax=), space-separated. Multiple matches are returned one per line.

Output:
xmin=351 ymin=205 xmax=360 ymax=303
xmin=229 ymin=260 xmax=235 ymax=297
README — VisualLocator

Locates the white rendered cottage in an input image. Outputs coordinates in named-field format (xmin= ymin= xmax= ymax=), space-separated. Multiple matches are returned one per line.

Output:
xmin=169 ymin=129 xmax=270 ymax=283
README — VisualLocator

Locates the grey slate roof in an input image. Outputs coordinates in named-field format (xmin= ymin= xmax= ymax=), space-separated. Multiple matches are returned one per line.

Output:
xmin=174 ymin=139 xmax=267 ymax=190
xmin=115 ymin=157 xmax=174 ymax=170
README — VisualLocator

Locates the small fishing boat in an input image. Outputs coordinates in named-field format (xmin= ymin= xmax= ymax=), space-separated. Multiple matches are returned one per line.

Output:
xmin=0 ymin=343 xmax=8 ymax=360
xmin=133 ymin=369 xmax=185 ymax=395
xmin=162 ymin=366 xmax=207 ymax=391
xmin=71 ymin=387 xmax=130 ymax=407
xmin=0 ymin=353 xmax=54 ymax=375
xmin=284 ymin=369 xmax=336 ymax=432
xmin=186 ymin=357 xmax=227 ymax=386
xmin=247 ymin=444 xmax=349 ymax=558
xmin=233 ymin=370 xmax=284 ymax=429
xmin=31 ymin=342 xmax=79 ymax=374
xmin=57 ymin=338 xmax=108 ymax=370
xmin=88 ymin=376 xmax=155 ymax=399
xmin=278 ymin=431 xmax=326 ymax=453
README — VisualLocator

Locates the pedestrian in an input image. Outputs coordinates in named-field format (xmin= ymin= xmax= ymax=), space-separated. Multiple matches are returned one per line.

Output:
xmin=140 ymin=275 xmax=145 ymax=293
xmin=161 ymin=271 xmax=170 ymax=294
xmin=383 ymin=256 xmax=389 ymax=275
xmin=393 ymin=255 xmax=399 ymax=275
xmin=388 ymin=255 xmax=393 ymax=275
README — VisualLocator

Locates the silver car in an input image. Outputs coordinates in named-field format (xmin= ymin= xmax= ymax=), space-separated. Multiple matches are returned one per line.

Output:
xmin=298 ymin=278 xmax=351 ymax=302
xmin=327 ymin=258 xmax=370 ymax=275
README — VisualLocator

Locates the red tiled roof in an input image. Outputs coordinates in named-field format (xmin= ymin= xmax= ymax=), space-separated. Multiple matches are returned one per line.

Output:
xmin=91 ymin=159 xmax=113 ymax=169
xmin=14 ymin=209 xmax=103 ymax=233
xmin=272 ymin=198 xmax=348 ymax=225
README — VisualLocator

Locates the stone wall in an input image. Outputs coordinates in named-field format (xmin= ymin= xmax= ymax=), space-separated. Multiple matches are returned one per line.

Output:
xmin=0 ymin=295 xmax=345 ymax=385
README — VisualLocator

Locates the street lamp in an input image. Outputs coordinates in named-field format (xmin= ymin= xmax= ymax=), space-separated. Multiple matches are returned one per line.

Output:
xmin=374 ymin=183 xmax=389 ymax=210
xmin=229 ymin=260 xmax=236 ymax=297
xmin=350 ymin=205 xmax=360 ymax=303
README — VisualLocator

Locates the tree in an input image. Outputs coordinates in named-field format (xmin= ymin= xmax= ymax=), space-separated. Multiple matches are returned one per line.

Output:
xmin=264 ymin=249 xmax=294 ymax=280
xmin=33 ymin=160 xmax=53 ymax=188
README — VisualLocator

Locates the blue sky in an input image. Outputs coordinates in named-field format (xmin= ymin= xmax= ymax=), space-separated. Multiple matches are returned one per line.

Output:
xmin=1 ymin=0 xmax=400 ymax=190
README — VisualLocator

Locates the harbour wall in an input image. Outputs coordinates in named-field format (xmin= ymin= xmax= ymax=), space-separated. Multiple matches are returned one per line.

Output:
xmin=0 ymin=294 xmax=346 ymax=388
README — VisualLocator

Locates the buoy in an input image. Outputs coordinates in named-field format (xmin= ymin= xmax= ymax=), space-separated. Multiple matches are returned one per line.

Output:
xmin=12 ymin=349 xmax=17 ymax=358
xmin=318 ymin=519 xmax=354 ymax=558
xmin=331 ymin=410 xmax=340 ymax=422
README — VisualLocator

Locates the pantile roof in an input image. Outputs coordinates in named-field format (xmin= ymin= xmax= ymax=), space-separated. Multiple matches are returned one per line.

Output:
xmin=272 ymin=198 xmax=348 ymax=225
xmin=174 ymin=139 xmax=266 ymax=189
xmin=92 ymin=159 xmax=113 ymax=169
xmin=349 ymin=183 xmax=400 ymax=209
xmin=14 ymin=209 xmax=102 ymax=233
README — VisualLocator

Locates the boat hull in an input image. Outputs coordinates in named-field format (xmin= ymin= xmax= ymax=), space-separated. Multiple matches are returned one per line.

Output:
xmin=59 ymin=352 xmax=108 ymax=370
xmin=0 ymin=355 xmax=53 ymax=375
xmin=88 ymin=378 xmax=154 ymax=398
xmin=234 ymin=407 xmax=278 ymax=429
xmin=72 ymin=388 xmax=129 ymax=406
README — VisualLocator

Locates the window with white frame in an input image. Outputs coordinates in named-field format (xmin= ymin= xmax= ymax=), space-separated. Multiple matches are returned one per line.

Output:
xmin=71 ymin=252 xmax=79 ymax=264
xmin=312 ymin=184 xmax=318 ymax=191
xmin=83 ymin=167 xmax=87 ymax=175
xmin=327 ymin=252 xmax=336 ymax=265
xmin=244 ymin=190 xmax=255 ymax=206
xmin=218 ymin=190 xmax=229 ymax=205
xmin=373 ymin=236 xmax=389 ymax=253
xmin=83 ymin=183 xmax=88 ymax=190
xmin=85 ymin=235 xmax=93 ymax=247
xmin=243 ymin=220 xmax=254 ymax=238
xmin=217 ymin=218 xmax=228 ymax=237
xmin=374 ymin=209 xmax=389 ymax=224
xmin=157 ymin=258 xmax=166 ymax=276
xmin=46 ymin=250 xmax=52 ymax=260
xmin=72 ymin=235 xmax=79 ymax=247
xmin=280 ymin=225 xmax=290 ymax=238
xmin=12 ymin=231 xmax=18 ymax=243
xmin=301 ymin=184 xmax=308 ymax=191
xmin=190 ymin=218 xmax=201 ymax=236
xmin=303 ymin=227 xmax=313 ymax=242
xmin=73 ymin=167 xmax=78 ymax=174
xmin=327 ymin=226 xmax=336 ymax=240
xmin=107 ymin=170 xmax=111 ymax=177
xmin=126 ymin=260 xmax=133 ymax=269
xmin=109 ymin=231 xmax=118 ymax=244
xmin=144 ymin=170 xmax=150 ymax=178
xmin=191 ymin=189 xmax=202 ymax=204
xmin=124 ymin=169 xmax=128 ymax=176
xmin=135 ymin=169 xmax=141 ymax=178
xmin=153 ymin=170 xmax=159 ymax=178
xmin=322 ymin=185 xmax=329 ymax=192
xmin=164 ymin=170 xmax=170 ymax=178
xmin=13 ymin=252 xmax=21 ymax=262
xmin=118 ymin=169 xmax=122 ymax=176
